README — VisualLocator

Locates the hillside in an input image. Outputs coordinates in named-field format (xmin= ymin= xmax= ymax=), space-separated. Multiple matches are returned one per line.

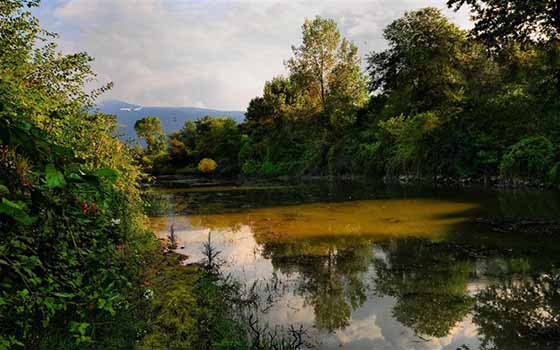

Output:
xmin=98 ymin=100 xmax=245 ymax=140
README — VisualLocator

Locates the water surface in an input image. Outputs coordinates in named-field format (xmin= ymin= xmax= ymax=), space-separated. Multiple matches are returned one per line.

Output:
xmin=149 ymin=180 xmax=560 ymax=350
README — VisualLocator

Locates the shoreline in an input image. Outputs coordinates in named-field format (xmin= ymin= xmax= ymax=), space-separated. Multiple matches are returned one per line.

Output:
xmin=149 ymin=173 xmax=560 ymax=192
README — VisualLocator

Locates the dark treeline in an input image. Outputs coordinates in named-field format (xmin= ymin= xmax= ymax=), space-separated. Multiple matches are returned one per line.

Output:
xmin=139 ymin=2 xmax=560 ymax=184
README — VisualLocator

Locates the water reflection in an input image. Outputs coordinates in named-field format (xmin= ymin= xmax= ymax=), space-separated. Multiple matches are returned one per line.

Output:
xmin=373 ymin=239 xmax=476 ymax=338
xmin=148 ymin=181 xmax=560 ymax=349
xmin=263 ymin=239 xmax=372 ymax=332
xmin=474 ymin=274 xmax=560 ymax=350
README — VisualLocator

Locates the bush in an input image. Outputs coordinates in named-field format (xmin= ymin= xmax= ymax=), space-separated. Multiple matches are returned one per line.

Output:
xmin=0 ymin=2 xmax=153 ymax=347
xmin=377 ymin=112 xmax=441 ymax=175
xmin=198 ymin=158 xmax=218 ymax=173
xmin=548 ymin=162 xmax=560 ymax=184
xmin=500 ymin=136 xmax=555 ymax=180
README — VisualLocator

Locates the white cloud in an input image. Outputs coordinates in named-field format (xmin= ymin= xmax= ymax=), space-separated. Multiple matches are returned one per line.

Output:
xmin=42 ymin=0 xmax=471 ymax=110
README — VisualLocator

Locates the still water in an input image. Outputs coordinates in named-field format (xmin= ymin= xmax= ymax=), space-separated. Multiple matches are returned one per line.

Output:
xmin=149 ymin=180 xmax=560 ymax=350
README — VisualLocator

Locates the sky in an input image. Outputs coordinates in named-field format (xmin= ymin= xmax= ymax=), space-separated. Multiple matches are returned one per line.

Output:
xmin=36 ymin=0 xmax=472 ymax=111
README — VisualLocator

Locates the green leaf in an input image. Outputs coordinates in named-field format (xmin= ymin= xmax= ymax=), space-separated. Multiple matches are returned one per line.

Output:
xmin=53 ymin=292 xmax=75 ymax=299
xmin=0 ymin=185 xmax=9 ymax=197
xmin=0 ymin=198 xmax=36 ymax=225
xmin=45 ymin=164 xmax=66 ymax=189
xmin=94 ymin=168 xmax=118 ymax=183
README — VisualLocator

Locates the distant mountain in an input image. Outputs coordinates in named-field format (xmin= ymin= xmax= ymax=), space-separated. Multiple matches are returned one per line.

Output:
xmin=98 ymin=100 xmax=245 ymax=140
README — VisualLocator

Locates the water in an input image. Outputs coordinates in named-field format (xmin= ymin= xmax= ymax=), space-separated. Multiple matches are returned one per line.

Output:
xmin=149 ymin=179 xmax=560 ymax=350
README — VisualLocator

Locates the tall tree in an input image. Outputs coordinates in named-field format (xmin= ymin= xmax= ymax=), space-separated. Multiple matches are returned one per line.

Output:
xmin=287 ymin=17 xmax=340 ymax=112
xmin=286 ymin=17 xmax=367 ymax=116
xmin=367 ymin=7 xmax=468 ymax=115
xmin=134 ymin=116 xmax=166 ymax=156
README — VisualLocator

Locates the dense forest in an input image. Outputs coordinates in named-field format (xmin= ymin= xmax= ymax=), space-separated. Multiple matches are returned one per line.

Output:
xmin=138 ymin=2 xmax=560 ymax=185
xmin=1 ymin=0 xmax=560 ymax=349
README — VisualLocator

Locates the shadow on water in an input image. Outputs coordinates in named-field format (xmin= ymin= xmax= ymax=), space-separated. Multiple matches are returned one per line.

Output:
xmin=148 ymin=178 xmax=560 ymax=349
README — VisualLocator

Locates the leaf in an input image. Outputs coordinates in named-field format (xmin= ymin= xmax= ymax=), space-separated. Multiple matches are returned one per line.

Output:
xmin=0 ymin=185 xmax=9 ymax=197
xmin=54 ymin=292 xmax=75 ymax=299
xmin=94 ymin=168 xmax=118 ymax=183
xmin=67 ymin=173 xmax=82 ymax=181
xmin=0 ymin=198 xmax=36 ymax=225
xmin=45 ymin=164 xmax=66 ymax=189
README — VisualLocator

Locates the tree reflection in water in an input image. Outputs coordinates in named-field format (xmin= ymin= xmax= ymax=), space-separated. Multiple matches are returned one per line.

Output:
xmin=474 ymin=272 xmax=560 ymax=350
xmin=261 ymin=238 xmax=373 ymax=332
xmin=149 ymin=184 xmax=560 ymax=348
xmin=373 ymin=239 xmax=476 ymax=338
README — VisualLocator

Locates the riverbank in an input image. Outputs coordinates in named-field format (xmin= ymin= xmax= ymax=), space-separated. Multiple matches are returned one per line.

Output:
xmin=151 ymin=172 xmax=560 ymax=192
xmin=138 ymin=241 xmax=309 ymax=350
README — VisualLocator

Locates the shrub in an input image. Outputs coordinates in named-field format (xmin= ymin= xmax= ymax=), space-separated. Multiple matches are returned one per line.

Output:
xmin=198 ymin=158 xmax=218 ymax=173
xmin=548 ymin=162 xmax=560 ymax=184
xmin=500 ymin=136 xmax=555 ymax=180
xmin=0 ymin=2 xmax=152 ymax=347
xmin=377 ymin=112 xmax=441 ymax=175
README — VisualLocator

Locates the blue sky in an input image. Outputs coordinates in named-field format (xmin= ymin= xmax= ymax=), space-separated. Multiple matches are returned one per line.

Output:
xmin=36 ymin=0 xmax=471 ymax=111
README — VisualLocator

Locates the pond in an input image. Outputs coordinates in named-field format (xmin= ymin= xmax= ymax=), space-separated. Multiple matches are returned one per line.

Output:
xmin=148 ymin=179 xmax=560 ymax=350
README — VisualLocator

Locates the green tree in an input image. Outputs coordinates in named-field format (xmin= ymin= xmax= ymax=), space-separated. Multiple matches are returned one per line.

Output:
xmin=448 ymin=0 xmax=560 ymax=89
xmin=287 ymin=17 xmax=341 ymax=112
xmin=448 ymin=0 xmax=560 ymax=45
xmin=367 ymin=7 xmax=468 ymax=115
xmin=243 ymin=16 xmax=368 ymax=176
xmin=173 ymin=116 xmax=243 ymax=175
xmin=287 ymin=17 xmax=368 ymax=121
xmin=134 ymin=116 xmax=166 ymax=156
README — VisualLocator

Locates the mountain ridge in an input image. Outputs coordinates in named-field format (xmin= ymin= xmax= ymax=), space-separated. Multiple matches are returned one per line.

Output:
xmin=98 ymin=100 xmax=245 ymax=140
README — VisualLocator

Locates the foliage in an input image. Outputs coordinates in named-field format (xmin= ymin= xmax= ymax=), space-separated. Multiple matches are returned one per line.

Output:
xmin=0 ymin=1 xmax=153 ymax=348
xmin=500 ymin=136 xmax=555 ymax=180
xmin=158 ymin=116 xmax=243 ymax=175
xmin=367 ymin=7 xmax=468 ymax=116
xmin=145 ymin=7 xmax=560 ymax=183
xmin=548 ymin=162 xmax=560 ymax=184
xmin=375 ymin=112 xmax=442 ymax=175
xmin=447 ymin=0 xmax=560 ymax=45
xmin=134 ymin=116 xmax=167 ymax=165
xmin=240 ymin=16 xmax=368 ymax=177
xmin=138 ymin=243 xmax=309 ymax=350
xmin=474 ymin=272 xmax=560 ymax=350
xmin=198 ymin=158 xmax=218 ymax=174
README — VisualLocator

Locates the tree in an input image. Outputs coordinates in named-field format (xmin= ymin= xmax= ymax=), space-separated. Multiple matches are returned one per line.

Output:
xmin=198 ymin=158 xmax=218 ymax=174
xmin=327 ymin=39 xmax=368 ymax=128
xmin=287 ymin=17 xmax=340 ymax=112
xmin=367 ymin=7 xmax=468 ymax=115
xmin=287 ymin=17 xmax=367 ymax=118
xmin=134 ymin=116 xmax=166 ymax=156
xmin=171 ymin=116 xmax=243 ymax=174
xmin=448 ymin=0 xmax=560 ymax=89
xmin=241 ymin=17 xmax=368 ymax=176
xmin=448 ymin=0 xmax=560 ymax=46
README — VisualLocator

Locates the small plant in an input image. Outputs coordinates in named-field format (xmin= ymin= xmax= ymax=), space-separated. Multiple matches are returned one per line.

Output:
xmin=198 ymin=158 xmax=218 ymax=174
xmin=168 ymin=224 xmax=177 ymax=249
xmin=202 ymin=231 xmax=223 ymax=275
